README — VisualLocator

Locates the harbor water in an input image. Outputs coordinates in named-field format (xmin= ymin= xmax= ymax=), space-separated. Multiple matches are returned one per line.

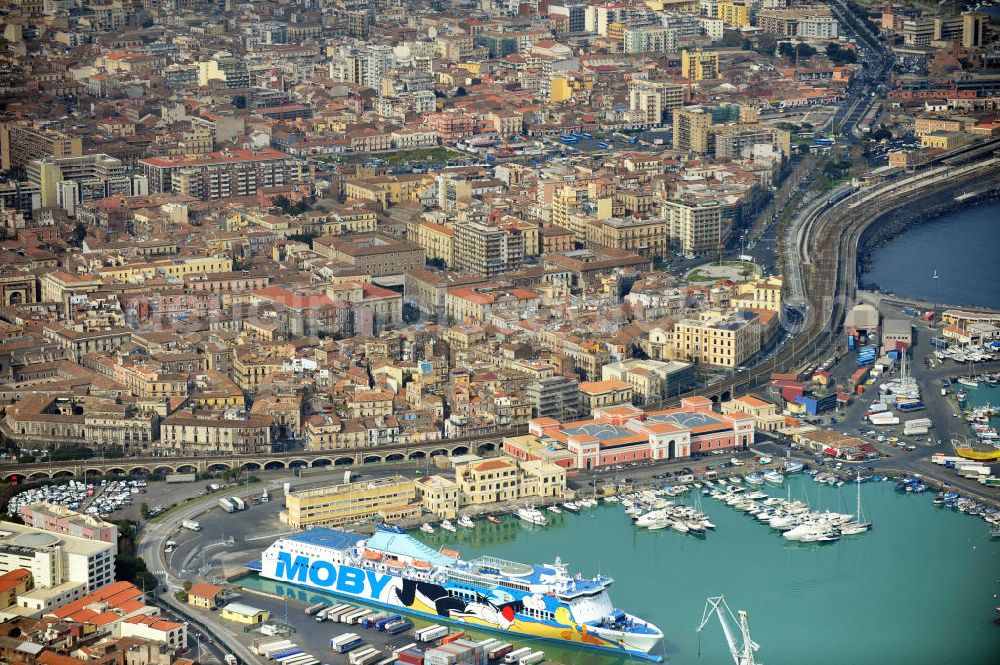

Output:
xmin=963 ymin=381 xmax=1000 ymax=441
xmin=862 ymin=200 xmax=1000 ymax=309
xmin=238 ymin=476 xmax=1000 ymax=665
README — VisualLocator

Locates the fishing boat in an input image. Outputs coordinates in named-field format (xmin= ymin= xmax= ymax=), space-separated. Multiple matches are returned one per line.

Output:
xmin=457 ymin=515 xmax=475 ymax=529
xmin=420 ymin=523 xmax=435 ymax=534
xmin=257 ymin=528 xmax=664 ymax=660
xmin=486 ymin=515 xmax=502 ymax=524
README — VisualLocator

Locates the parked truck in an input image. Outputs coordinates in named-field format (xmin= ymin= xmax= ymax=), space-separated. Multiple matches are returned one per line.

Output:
xmin=230 ymin=496 xmax=246 ymax=510
xmin=181 ymin=520 xmax=201 ymax=531
xmin=219 ymin=498 xmax=235 ymax=513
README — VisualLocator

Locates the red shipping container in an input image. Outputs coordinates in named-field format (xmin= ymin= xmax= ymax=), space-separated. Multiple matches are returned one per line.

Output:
xmin=397 ymin=650 xmax=424 ymax=665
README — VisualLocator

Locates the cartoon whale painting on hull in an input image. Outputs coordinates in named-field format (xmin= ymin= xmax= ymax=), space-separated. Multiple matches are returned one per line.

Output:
xmin=257 ymin=527 xmax=665 ymax=662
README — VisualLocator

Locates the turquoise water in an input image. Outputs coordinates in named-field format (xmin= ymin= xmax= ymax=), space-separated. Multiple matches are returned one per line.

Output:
xmin=238 ymin=477 xmax=1000 ymax=665
xmin=961 ymin=382 xmax=1000 ymax=440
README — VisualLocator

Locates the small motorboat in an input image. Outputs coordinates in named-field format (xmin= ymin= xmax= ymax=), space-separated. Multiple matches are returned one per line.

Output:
xmin=486 ymin=515 xmax=501 ymax=524
xmin=440 ymin=520 xmax=457 ymax=532
xmin=547 ymin=505 xmax=562 ymax=514
xmin=562 ymin=502 xmax=580 ymax=512
xmin=457 ymin=515 xmax=475 ymax=529
xmin=420 ymin=523 xmax=435 ymax=534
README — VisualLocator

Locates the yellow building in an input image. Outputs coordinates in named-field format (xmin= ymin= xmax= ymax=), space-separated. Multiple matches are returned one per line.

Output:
xmin=409 ymin=220 xmax=456 ymax=267
xmin=187 ymin=582 xmax=223 ymax=610
xmin=454 ymin=457 xmax=566 ymax=505
xmin=721 ymin=394 xmax=786 ymax=432
xmin=731 ymin=275 xmax=783 ymax=312
xmin=97 ymin=257 xmax=232 ymax=283
xmin=673 ymin=107 xmax=713 ymax=153
xmin=415 ymin=475 xmax=460 ymax=519
xmin=681 ymin=49 xmax=721 ymax=81
xmin=717 ymin=1 xmax=750 ymax=28
xmin=672 ymin=310 xmax=761 ymax=368
xmin=220 ymin=602 xmax=269 ymax=625
xmin=281 ymin=476 xmax=419 ymax=528
xmin=920 ymin=131 xmax=970 ymax=150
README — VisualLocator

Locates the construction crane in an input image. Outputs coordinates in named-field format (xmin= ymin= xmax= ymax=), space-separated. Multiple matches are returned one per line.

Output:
xmin=696 ymin=596 xmax=761 ymax=665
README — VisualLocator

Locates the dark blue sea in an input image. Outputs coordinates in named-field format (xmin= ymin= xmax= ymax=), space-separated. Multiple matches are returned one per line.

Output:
xmin=863 ymin=200 xmax=1000 ymax=309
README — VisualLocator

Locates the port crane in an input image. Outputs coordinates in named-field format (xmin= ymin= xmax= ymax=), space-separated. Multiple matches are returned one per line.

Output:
xmin=696 ymin=596 xmax=761 ymax=665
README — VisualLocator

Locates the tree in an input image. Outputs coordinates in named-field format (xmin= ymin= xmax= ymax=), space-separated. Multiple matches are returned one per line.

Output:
xmin=183 ymin=580 xmax=193 ymax=592
xmin=174 ymin=590 xmax=189 ymax=603
xmin=825 ymin=43 xmax=858 ymax=65
xmin=139 ymin=502 xmax=150 ymax=519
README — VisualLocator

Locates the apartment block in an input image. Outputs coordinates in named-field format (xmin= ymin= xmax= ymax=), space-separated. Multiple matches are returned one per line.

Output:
xmin=1 ymin=122 xmax=83 ymax=171
xmin=138 ymin=148 xmax=303 ymax=200
xmin=662 ymin=199 xmax=722 ymax=255
xmin=454 ymin=220 xmax=525 ymax=278
xmin=673 ymin=107 xmax=713 ymax=153
xmin=629 ymin=78 xmax=685 ymax=126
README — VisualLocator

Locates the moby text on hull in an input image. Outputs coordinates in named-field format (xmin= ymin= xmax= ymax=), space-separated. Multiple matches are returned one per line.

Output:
xmin=253 ymin=527 xmax=664 ymax=661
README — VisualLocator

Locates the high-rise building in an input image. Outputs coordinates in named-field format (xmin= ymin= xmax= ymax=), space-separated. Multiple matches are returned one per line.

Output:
xmin=663 ymin=199 xmax=722 ymax=255
xmin=629 ymin=78 xmax=685 ymax=126
xmin=364 ymin=44 xmax=396 ymax=91
xmin=672 ymin=107 xmax=713 ymax=153
xmin=526 ymin=375 xmax=580 ymax=420
xmin=1 ymin=122 xmax=83 ymax=171
xmin=962 ymin=12 xmax=987 ymax=48
xmin=26 ymin=154 xmax=133 ymax=214
xmin=454 ymin=220 xmax=525 ymax=277
xmin=716 ymin=1 xmax=750 ymax=28
xmin=681 ymin=49 xmax=720 ymax=80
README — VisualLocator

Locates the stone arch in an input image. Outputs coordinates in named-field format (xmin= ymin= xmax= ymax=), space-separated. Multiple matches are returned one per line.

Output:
xmin=408 ymin=451 xmax=426 ymax=460
xmin=721 ymin=390 xmax=732 ymax=402
xmin=152 ymin=466 xmax=174 ymax=476
xmin=175 ymin=464 xmax=198 ymax=474
xmin=429 ymin=448 xmax=448 ymax=457
xmin=28 ymin=471 xmax=51 ymax=480
xmin=363 ymin=455 xmax=383 ymax=464
xmin=128 ymin=466 xmax=151 ymax=476
xmin=335 ymin=457 xmax=354 ymax=466
xmin=241 ymin=462 xmax=262 ymax=472
xmin=82 ymin=467 xmax=105 ymax=478
xmin=451 ymin=445 xmax=469 ymax=456
xmin=288 ymin=459 xmax=308 ymax=469
xmin=52 ymin=470 xmax=75 ymax=479
xmin=477 ymin=442 xmax=496 ymax=453
xmin=7 ymin=291 xmax=23 ymax=305
xmin=386 ymin=453 xmax=405 ymax=462
xmin=106 ymin=467 xmax=127 ymax=476
xmin=264 ymin=460 xmax=286 ymax=471
xmin=206 ymin=463 xmax=231 ymax=473
xmin=310 ymin=458 xmax=332 ymax=468
xmin=709 ymin=395 xmax=719 ymax=406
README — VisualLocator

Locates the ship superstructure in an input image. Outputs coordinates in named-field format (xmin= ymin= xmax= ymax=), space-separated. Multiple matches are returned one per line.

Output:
xmin=256 ymin=527 xmax=663 ymax=660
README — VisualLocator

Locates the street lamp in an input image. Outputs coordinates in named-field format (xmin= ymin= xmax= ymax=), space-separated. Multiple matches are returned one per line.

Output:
xmin=931 ymin=270 xmax=939 ymax=326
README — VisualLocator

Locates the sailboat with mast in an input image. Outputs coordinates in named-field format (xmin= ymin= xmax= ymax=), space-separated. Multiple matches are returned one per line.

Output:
xmin=840 ymin=475 xmax=872 ymax=535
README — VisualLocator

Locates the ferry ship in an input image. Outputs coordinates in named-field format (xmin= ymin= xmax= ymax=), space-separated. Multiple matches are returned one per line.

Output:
xmin=254 ymin=527 xmax=663 ymax=660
